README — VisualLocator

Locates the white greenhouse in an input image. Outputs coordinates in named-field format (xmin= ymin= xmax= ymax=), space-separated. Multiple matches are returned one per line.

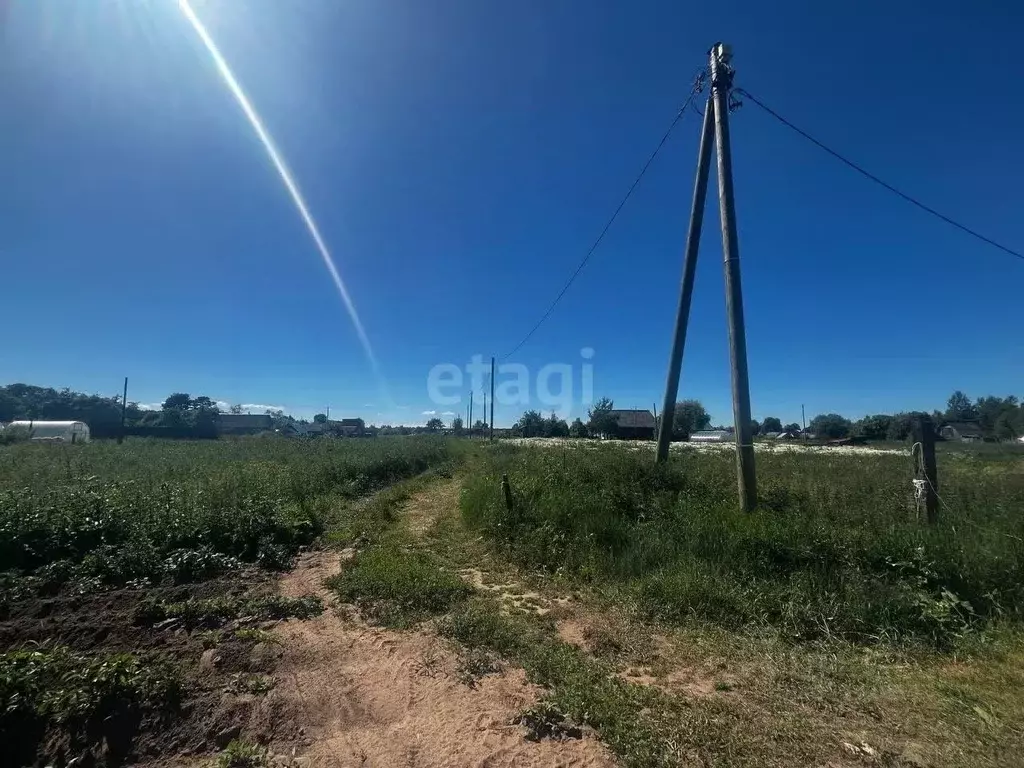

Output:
xmin=6 ymin=420 xmax=91 ymax=443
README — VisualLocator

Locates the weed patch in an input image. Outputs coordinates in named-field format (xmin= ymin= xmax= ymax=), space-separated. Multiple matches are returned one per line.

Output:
xmin=327 ymin=548 xmax=471 ymax=628
xmin=137 ymin=594 xmax=323 ymax=627
xmin=214 ymin=739 xmax=268 ymax=768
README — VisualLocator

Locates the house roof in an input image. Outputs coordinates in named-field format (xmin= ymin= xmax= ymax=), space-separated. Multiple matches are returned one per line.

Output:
xmin=609 ymin=409 xmax=656 ymax=429
xmin=339 ymin=418 xmax=364 ymax=427
xmin=219 ymin=414 xmax=273 ymax=428
xmin=944 ymin=421 xmax=983 ymax=436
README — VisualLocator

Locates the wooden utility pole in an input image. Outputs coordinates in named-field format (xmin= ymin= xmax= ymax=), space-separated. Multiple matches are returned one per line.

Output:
xmin=711 ymin=43 xmax=756 ymax=512
xmin=801 ymin=404 xmax=806 ymax=431
xmin=654 ymin=43 xmax=756 ymax=512
xmin=117 ymin=377 xmax=128 ymax=444
xmin=913 ymin=416 xmax=939 ymax=524
xmin=482 ymin=391 xmax=487 ymax=431
xmin=469 ymin=392 xmax=474 ymax=432
xmin=656 ymin=96 xmax=715 ymax=462
xmin=489 ymin=356 xmax=496 ymax=441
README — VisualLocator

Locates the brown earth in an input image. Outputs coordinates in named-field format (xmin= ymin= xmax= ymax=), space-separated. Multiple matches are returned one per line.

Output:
xmin=0 ymin=570 xmax=293 ymax=767
xmin=265 ymin=548 xmax=615 ymax=767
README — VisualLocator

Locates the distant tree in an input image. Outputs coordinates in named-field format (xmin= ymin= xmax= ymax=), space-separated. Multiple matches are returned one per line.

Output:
xmin=783 ymin=423 xmax=801 ymax=433
xmin=886 ymin=412 xmax=925 ymax=442
xmin=808 ymin=413 xmax=852 ymax=439
xmin=425 ymin=417 xmax=444 ymax=432
xmin=313 ymin=413 xmax=328 ymax=424
xmin=544 ymin=412 xmax=570 ymax=438
xmin=191 ymin=396 xmax=218 ymax=411
xmin=673 ymin=400 xmax=711 ymax=439
xmin=472 ymin=420 xmax=487 ymax=431
xmin=515 ymin=410 xmax=546 ymax=438
xmin=229 ymin=404 xmax=244 ymax=415
xmin=852 ymin=414 xmax=892 ymax=441
xmin=587 ymin=397 xmax=618 ymax=438
xmin=946 ymin=390 xmax=978 ymax=422
xmin=976 ymin=395 xmax=1021 ymax=439
xmin=761 ymin=416 xmax=783 ymax=433
xmin=750 ymin=420 xmax=761 ymax=436
xmin=162 ymin=393 xmax=191 ymax=411
xmin=0 ymin=392 xmax=17 ymax=423
xmin=994 ymin=411 xmax=1019 ymax=441
xmin=452 ymin=416 xmax=464 ymax=434
xmin=569 ymin=417 xmax=588 ymax=438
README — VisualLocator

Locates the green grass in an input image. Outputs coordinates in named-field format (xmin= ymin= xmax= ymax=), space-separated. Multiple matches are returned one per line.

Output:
xmin=461 ymin=444 xmax=1024 ymax=646
xmin=439 ymin=599 xmax=675 ymax=766
xmin=328 ymin=547 xmax=471 ymax=627
xmin=214 ymin=739 xmax=268 ymax=768
xmin=0 ymin=436 xmax=454 ymax=594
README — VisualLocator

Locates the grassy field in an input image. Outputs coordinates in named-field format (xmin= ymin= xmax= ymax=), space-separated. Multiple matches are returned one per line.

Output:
xmin=462 ymin=443 xmax=1024 ymax=647
xmin=3 ymin=434 xmax=1023 ymax=766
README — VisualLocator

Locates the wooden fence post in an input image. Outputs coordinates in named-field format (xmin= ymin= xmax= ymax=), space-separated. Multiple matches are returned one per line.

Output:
xmin=501 ymin=473 xmax=514 ymax=513
xmin=913 ymin=416 xmax=939 ymax=524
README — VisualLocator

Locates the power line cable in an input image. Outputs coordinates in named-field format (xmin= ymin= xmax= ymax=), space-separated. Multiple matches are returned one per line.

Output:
xmin=735 ymin=88 xmax=1024 ymax=263
xmin=500 ymin=72 xmax=708 ymax=361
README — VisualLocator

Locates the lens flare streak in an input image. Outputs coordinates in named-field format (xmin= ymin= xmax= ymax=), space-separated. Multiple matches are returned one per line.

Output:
xmin=178 ymin=0 xmax=381 ymax=378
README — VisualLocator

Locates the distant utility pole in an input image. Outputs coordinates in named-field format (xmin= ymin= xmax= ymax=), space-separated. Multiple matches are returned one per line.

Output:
xmin=326 ymin=406 xmax=330 ymax=422
xmin=656 ymin=42 xmax=757 ymax=512
xmin=469 ymin=392 xmax=474 ymax=432
xmin=482 ymin=391 xmax=487 ymax=430
xmin=801 ymin=404 xmax=806 ymax=431
xmin=118 ymin=377 xmax=128 ymax=445
xmin=490 ymin=356 xmax=495 ymax=441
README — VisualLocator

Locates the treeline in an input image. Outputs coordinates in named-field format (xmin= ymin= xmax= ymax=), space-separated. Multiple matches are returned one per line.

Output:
xmin=507 ymin=390 xmax=1024 ymax=443
xmin=0 ymin=384 xmax=141 ymax=437
xmin=797 ymin=391 xmax=1024 ymax=441
xmin=0 ymin=385 xmax=294 ymax=438
xmin=511 ymin=398 xmax=714 ymax=439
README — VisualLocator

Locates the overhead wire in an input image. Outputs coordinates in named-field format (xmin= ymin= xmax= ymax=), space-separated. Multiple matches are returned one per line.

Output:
xmin=499 ymin=70 xmax=708 ymax=361
xmin=735 ymin=88 xmax=1024 ymax=263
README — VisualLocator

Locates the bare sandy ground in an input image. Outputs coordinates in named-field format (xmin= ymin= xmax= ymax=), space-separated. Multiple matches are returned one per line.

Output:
xmin=269 ymin=526 xmax=615 ymax=766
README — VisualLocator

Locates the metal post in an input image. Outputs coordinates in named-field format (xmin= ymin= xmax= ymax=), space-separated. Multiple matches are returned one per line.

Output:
xmin=118 ymin=377 xmax=128 ymax=444
xmin=656 ymin=97 xmax=716 ymax=462
xmin=489 ymin=356 xmax=495 ymax=441
xmin=710 ymin=43 xmax=756 ymax=511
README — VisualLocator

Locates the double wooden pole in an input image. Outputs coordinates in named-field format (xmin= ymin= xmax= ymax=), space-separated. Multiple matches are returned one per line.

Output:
xmin=656 ymin=43 xmax=757 ymax=512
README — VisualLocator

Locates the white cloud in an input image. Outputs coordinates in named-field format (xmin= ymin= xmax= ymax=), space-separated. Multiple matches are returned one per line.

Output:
xmin=137 ymin=403 xmax=163 ymax=411
xmin=422 ymin=410 xmax=437 ymax=416
xmin=363 ymin=403 xmax=374 ymax=407
xmin=442 ymin=411 xmax=455 ymax=416
xmin=397 ymin=405 xmax=411 ymax=410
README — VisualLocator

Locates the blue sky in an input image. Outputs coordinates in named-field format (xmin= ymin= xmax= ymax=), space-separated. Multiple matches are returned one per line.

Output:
xmin=3 ymin=0 xmax=1022 ymax=426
